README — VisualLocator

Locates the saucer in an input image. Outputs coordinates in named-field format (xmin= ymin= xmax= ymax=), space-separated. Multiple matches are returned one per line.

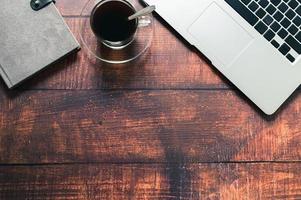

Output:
xmin=79 ymin=0 xmax=154 ymax=64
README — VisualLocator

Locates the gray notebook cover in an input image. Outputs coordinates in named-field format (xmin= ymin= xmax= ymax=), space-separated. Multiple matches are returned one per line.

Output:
xmin=0 ymin=0 xmax=80 ymax=88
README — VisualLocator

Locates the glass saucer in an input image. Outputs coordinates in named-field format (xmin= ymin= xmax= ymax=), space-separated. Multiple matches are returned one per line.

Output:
xmin=79 ymin=0 xmax=154 ymax=64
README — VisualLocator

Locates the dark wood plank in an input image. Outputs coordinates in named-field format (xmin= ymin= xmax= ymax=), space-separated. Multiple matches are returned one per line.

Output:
xmin=1 ymin=163 xmax=301 ymax=199
xmin=1 ymin=89 xmax=301 ymax=164
xmin=12 ymin=17 xmax=226 ymax=89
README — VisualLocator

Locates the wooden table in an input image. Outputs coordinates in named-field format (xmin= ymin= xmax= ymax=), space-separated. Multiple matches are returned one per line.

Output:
xmin=1 ymin=0 xmax=301 ymax=199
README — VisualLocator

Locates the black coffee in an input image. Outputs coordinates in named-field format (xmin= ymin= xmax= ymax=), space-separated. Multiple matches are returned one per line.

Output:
xmin=91 ymin=1 xmax=137 ymax=42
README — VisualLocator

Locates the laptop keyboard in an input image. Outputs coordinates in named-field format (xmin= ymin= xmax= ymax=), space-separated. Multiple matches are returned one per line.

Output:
xmin=225 ymin=0 xmax=301 ymax=63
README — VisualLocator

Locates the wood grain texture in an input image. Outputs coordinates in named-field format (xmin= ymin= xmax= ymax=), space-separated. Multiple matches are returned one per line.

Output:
xmin=14 ymin=16 xmax=226 ymax=90
xmin=1 ymin=89 xmax=301 ymax=164
xmin=56 ymin=0 xmax=89 ymax=16
xmin=1 ymin=163 xmax=301 ymax=199
xmin=1 ymin=0 xmax=300 ymax=198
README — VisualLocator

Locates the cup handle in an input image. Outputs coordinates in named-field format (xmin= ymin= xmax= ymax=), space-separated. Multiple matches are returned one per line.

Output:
xmin=137 ymin=15 xmax=152 ymax=28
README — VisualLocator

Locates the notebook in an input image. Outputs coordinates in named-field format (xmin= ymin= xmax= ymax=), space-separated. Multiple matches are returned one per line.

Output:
xmin=0 ymin=0 xmax=80 ymax=88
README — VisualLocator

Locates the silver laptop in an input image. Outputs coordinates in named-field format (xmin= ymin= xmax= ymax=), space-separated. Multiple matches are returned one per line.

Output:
xmin=143 ymin=0 xmax=301 ymax=115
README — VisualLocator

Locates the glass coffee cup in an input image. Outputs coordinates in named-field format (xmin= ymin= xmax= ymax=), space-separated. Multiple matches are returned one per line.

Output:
xmin=90 ymin=0 xmax=151 ymax=49
xmin=79 ymin=0 xmax=154 ymax=64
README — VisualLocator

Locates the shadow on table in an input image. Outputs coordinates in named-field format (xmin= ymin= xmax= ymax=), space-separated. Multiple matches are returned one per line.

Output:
xmin=1 ymin=12 xmax=298 ymax=120
xmin=0 ymin=52 xmax=79 ymax=99
xmin=86 ymin=43 xmax=152 ymax=89
xmin=151 ymin=12 xmax=300 ymax=121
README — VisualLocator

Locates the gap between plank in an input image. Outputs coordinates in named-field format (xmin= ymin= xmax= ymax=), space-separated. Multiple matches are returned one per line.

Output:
xmin=1 ymin=160 xmax=301 ymax=167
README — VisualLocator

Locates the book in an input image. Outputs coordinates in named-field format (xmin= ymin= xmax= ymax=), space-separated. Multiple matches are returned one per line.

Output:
xmin=0 ymin=0 xmax=80 ymax=88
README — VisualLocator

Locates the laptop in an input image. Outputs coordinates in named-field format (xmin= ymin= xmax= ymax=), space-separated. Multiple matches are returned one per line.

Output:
xmin=143 ymin=0 xmax=301 ymax=115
